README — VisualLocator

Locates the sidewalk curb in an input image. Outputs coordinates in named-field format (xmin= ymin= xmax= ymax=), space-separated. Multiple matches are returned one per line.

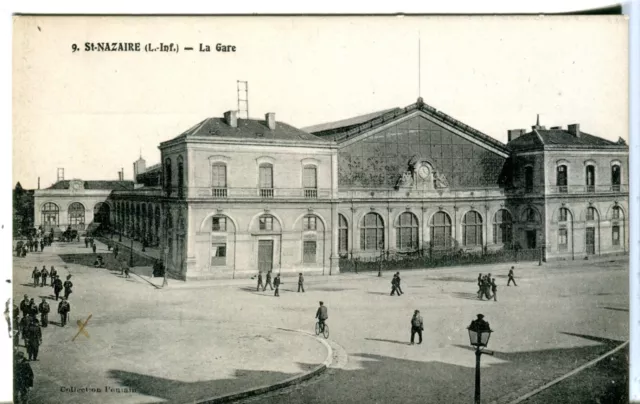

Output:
xmin=491 ymin=340 xmax=629 ymax=404
xmin=188 ymin=328 xmax=333 ymax=404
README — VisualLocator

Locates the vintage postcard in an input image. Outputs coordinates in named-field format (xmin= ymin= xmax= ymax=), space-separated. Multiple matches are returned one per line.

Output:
xmin=9 ymin=15 xmax=629 ymax=403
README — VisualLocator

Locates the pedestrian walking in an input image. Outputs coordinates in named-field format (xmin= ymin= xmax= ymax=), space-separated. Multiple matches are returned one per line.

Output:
xmin=507 ymin=266 xmax=517 ymax=286
xmin=50 ymin=266 xmax=57 ymax=280
xmin=410 ymin=310 xmax=424 ymax=345
xmin=485 ymin=273 xmax=493 ymax=299
xmin=40 ymin=239 xmax=44 ymax=252
xmin=114 ymin=245 xmax=119 ymax=259
xmin=92 ymin=243 xmax=97 ymax=253
xmin=124 ymin=266 xmax=130 ymax=278
xmin=19 ymin=315 xmax=29 ymax=346
xmin=14 ymin=351 xmax=34 ymax=404
xmin=27 ymin=299 xmax=38 ymax=319
xmin=40 ymin=266 xmax=49 ymax=287
xmin=491 ymin=278 xmax=498 ymax=302
xmin=24 ymin=318 xmax=42 ymax=361
xmin=38 ymin=298 xmax=50 ymax=327
xmin=31 ymin=267 xmax=41 ymax=288
xmin=263 ymin=270 xmax=274 ymax=291
xmin=256 ymin=272 xmax=264 ymax=291
xmin=58 ymin=297 xmax=71 ymax=327
xmin=52 ymin=276 xmax=63 ymax=301
xmin=297 ymin=273 xmax=305 ymax=292
xmin=274 ymin=274 xmax=281 ymax=297
xmin=85 ymin=237 xmax=89 ymax=248
xmin=63 ymin=276 xmax=73 ymax=300
xmin=390 ymin=274 xmax=400 ymax=296
xmin=19 ymin=295 xmax=29 ymax=317
xmin=395 ymin=272 xmax=404 ymax=295
xmin=477 ymin=273 xmax=483 ymax=298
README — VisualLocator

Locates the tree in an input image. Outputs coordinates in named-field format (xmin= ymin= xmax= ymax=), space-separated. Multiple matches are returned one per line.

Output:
xmin=13 ymin=182 xmax=34 ymax=237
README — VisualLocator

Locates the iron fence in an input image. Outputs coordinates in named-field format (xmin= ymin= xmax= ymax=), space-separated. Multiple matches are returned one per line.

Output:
xmin=339 ymin=248 xmax=540 ymax=273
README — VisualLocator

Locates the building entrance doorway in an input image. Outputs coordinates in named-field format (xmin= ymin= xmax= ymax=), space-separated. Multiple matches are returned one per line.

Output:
xmin=585 ymin=227 xmax=596 ymax=255
xmin=258 ymin=240 xmax=274 ymax=272
xmin=526 ymin=230 xmax=537 ymax=249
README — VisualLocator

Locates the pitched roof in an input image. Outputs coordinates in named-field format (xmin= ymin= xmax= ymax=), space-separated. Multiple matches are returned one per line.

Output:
xmin=47 ymin=180 xmax=135 ymax=191
xmin=302 ymin=108 xmax=402 ymax=136
xmin=508 ymin=128 xmax=628 ymax=150
xmin=305 ymin=98 xmax=510 ymax=153
xmin=165 ymin=117 xmax=326 ymax=144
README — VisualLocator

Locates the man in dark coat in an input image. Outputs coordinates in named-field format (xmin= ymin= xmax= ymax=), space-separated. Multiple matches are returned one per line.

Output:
xmin=491 ymin=278 xmax=498 ymax=302
xmin=58 ymin=297 xmax=71 ymax=327
xmin=52 ymin=276 xmax=63 ymax=301
xmin=390 ymin=274 xmax=400 ymax=296
xmin=395 ymin=272 xmax=404 ymax=295
xmin=27 ymin=299 xmax=38 ymax=319
xmin=92 ymin=243 xmax=97 ymax=253
xmin=40 ymin=266 xmax=49 ymax=287
xmin=40 ymin=238 xmax=45 ymax=252
xmin=273 ymin=274 xmax=281 ymax=297
xmin=14 ymin=351 xmax=34 ymax=403
xmin=50 ymin=266 xmax=57 ymax=280
xmin=485 ymin=273 xmax=494 ymax=299
xmin=38 ymin=298 xmax=50 ymax=327
xmin=19 ymin=295 xmax=29 ymax=317
xmin=31 ymin=267 xmax=40 ymax=288
xmin=113 ymin=245 xmax=119 ymax=259
xmin=63 ymin=276 xmax=73 ymax=300
xmin=315 ymin=301 xmax=328 ymax=332
xmin=256 ymin=271 xmax=264 ymax=291
xmin=263 ymin=270 xmax=274 ymax=291
xmin=477 ymin=273 xmax=484 ymax=298
xmin=24 ymin=318 xmax=42 ymax=361
xmin=297 ymin=273 xmax=305 ymax=293
xmin=410 ymin=310 xmax=424 ymax=345
xmin=507 ymin=266 xmax=517 ymax=286
xmin=85 ymin=237 xmax=89 ymax=248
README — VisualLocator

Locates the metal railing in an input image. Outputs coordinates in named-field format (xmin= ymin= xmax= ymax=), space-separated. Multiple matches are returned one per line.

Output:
xmin=304 ymin=188 xmax=318 ymax=199
xmin=510 ymin=184 xmax=627 ymax=196
xmin=188 ymin=187 xmax=333 ymax=199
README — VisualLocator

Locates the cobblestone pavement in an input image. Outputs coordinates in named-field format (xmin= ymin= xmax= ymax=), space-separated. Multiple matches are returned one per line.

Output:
xmin=13 ymin=241 xmax=628 ymax=403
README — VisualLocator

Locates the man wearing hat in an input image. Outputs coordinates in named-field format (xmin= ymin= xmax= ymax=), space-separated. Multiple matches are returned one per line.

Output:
xmin=63 ymin=275 xmax=73 ymax=300
xmin=38 ymin=298 xmax=50 ymax=327
xmin=24 ymin=317 xmax=42 ymax=361
xmin=50 ymin=266 xmax=57 ymax=280
xmin=256 ymin=271 xmax=264 ymax=291
xmin=52 ymin=275 xmax=63 ymax=301
xmin=58 ymin=297 xmax=71 ymax=327
xmin=14 ymin=350 xmax=34 ymax=403
xmin=410 ymin=310 xmax=424 ymax=345
xmin=507 ymin=266 xmax=517 ymax=286
xmin=31 ymin=266 xmax=41 ymax=288
xmin=19 ymin=295 xmax=29 ymax=317
xmin=40 ymin=265 xmax=49 ymax=287
xmin=27 ymin=299 xmax=38 ymax=319
xmin=273 ymin=273 xmax=281 ymax=297
xmin=297 ymin=273 xmax=305 ymax=293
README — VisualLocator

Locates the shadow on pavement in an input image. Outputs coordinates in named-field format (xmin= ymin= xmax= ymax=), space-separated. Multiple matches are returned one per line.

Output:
xmin=106 ymin=333 xmax=627 ymax=404
xmin=599 ymin=306 xmax=628 ymax=312
xmin=450 ymin=292 xmax=481 ymax=301
xmin=365 ymin=337 xmax=410 ymax=346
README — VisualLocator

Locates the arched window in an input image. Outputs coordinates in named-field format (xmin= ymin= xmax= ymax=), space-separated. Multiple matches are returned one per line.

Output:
xmin=68 ymin=203 xmax=85 ymax=230
xmin=525 ymin=166 xmax=534 ymax=193
xmin=303 ymin=215 xmax=317 ymax=231
xmin=612 ymin=206 xmax=621 ymax=220
xmin=164 ymin=158 xmax=172 ymax=196
xmin=558 ymin=207 xmax=569 ymax=222
xmin=259 ymin=215 xmax=274 ymax=231
xmin=463 ymin=211 xmax=483 ymax=246
xmin=493 ymin=209 xmax=512 ymax=245
xmin=41 ymin=203 xmax=59 ymax=229
xmin=360 ymin=212 xmax=384 ymax=251
xmin=585 ymin=165 xmax=595 ymax=193
xmin=430 ymin=212 xmax=452 ymax=249
xmin=303 ymin=165 xmax=317 ymax=198
xmin=396 ymin=212 xmax=419 ymax=251
xmin=338 ymin=214 xmax=348 ymax=257
xmin=154 ymin=206 xmax=161 ymax=245
xmin=177 ymin=156 xmax=185 ymax=198
xmin=524 ymin=208 xmax=540 ymax=224
xmin=557 ymin=165 xmax=568 ymax=193
xmin=611 ymin=164 xmax=621 ymax=191
xmin=211 ymin=163 xmax=227 ymax=198
xmin=259 ymin=163 xmax=274 ymax=198
xmin=586 ymin=207 xmax=597 ymax=221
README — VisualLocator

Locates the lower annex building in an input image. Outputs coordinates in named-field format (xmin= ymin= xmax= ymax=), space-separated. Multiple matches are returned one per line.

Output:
xmin=34 ymin=98 xmax=629 ymax=280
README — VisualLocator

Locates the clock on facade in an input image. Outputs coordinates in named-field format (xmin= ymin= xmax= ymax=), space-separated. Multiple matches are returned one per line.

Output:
xmin=417 ymin=164 xmax=430 ymax=179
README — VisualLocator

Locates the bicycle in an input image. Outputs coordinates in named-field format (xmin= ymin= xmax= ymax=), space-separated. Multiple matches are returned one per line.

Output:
xmin=315 ymin=321 xmax=330 ymax=339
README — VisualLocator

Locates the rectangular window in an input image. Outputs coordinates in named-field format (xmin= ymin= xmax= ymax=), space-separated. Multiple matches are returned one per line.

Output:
xmin=303 ymin=216 xmax=317 ymax=231
xmin=612 ymin=225 xmax=620 ymax=246
xmin=559 ymin=209 xmax=567 ymax=222
xmin=558 ymin=228 xmax=568 ymax=251
xmin=586 ymin=209 xmax=595 ymax=221
xmin=259 ymin=216 xmax=273 ymax=231
xmin=212 ymin=164 xmax=227 ymax=197
xmin=303 ymin=241 xmax=316 ymax=263
xmin=303 ymin=167 xmax=317 ymax=188
xmin=338 ymin=229 xmax=348 ymax=254
xmin=361 ymin=229 xmax=384 ymax=250
xmin=211 ymin=243 xmax=227 ymax=266
xmin=259 ymin=165 xmax=273 ymax=188
xmin=212 ymin=217 xmax=227 ymax=232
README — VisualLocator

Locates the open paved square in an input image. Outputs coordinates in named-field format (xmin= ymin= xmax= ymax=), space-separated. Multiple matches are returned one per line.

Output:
xmin=13 ymin=240 xmax=628 ymax=404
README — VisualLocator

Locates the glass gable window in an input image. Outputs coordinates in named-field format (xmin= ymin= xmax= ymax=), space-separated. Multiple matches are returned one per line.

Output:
xmin=68 ymin=203 xmax=85 ymax=230
xmin=430 ymin=212 xmax=452 ymax=249
xmin=493 ymin=209 xmax=512 ymax=245
xmin=463 ymin=211 xmax=483 ymax=246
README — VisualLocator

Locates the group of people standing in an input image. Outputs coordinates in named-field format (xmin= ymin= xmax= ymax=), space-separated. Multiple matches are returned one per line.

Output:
xmin=256 ymin=270 xmax=284 ymax=296
xmin=391 ymin=272 xmax=404 ymax=296
xmin=31 ymin=266 xmax=73 ymax=301
xmin=477 ymin=266 xmax=518 ymax=301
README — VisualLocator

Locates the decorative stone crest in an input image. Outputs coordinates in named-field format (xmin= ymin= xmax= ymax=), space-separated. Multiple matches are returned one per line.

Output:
xmin=433 ymin=170 xmax=450 ymax=189
xmin=307 ymin=207 xmax=314 ymax=213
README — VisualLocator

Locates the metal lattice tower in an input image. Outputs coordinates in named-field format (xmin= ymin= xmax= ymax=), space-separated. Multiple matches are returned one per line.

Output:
xmin=57 ymin=168 xmax=64 ymax=182
xmin=237 ymin=80 xmax=249 ymax=119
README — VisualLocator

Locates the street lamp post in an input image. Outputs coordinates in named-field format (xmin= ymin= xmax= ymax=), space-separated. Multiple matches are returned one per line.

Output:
xmin=467 ymin=314 xmax=494 ymax=404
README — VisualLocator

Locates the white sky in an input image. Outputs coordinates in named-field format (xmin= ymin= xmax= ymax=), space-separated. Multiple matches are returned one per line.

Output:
xmin=13 ymin=15 xmax=628 ymax=189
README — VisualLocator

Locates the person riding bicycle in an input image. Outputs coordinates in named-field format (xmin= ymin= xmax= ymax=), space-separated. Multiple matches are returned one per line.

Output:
xmin=315 ymin=301 xmax=328 ymax=332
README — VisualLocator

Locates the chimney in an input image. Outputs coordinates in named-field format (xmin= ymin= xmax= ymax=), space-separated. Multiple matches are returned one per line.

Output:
xmin=265 ymin=113 xmax=276 ymax=130
xmin=37 ymin=177 xmax=40 ymax=190
xmin=118 ymin=171 xmax=123 ymax=181
xmin=532 ymin=113 xmax=546 ymax=130
xmin=507 ymin=129 xmax=526 ymax=142
xmin=568 ymin=123 xmax=580 ymax=137
xmin=224 ymin=110 xmax=238 ymax=128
